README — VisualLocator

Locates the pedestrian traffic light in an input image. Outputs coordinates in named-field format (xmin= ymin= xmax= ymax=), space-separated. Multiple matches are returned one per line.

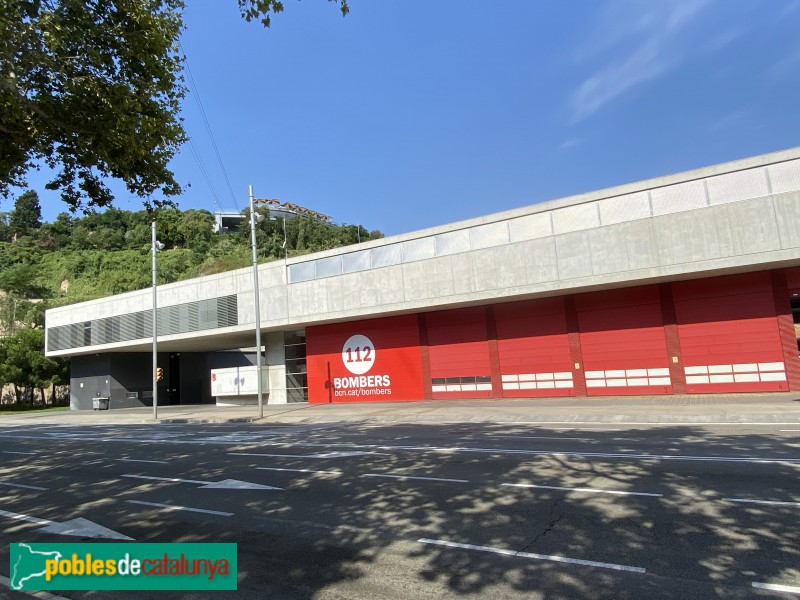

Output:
xmin=156 ymin=367 xmax=164 ymax=382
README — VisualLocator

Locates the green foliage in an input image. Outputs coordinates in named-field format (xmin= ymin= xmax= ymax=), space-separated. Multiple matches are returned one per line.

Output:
xmin=238 ymin=0 xmax=349 ymax=27
xmin=0 ymin=203 xmax=382 ymax=395
xmin=2 ymin=1 xmax=350 ymax=213
xmin=0 ymin=206 xmax=383 ymax=303
xmin=1 ymin=0 xmax=187 ymax=212
xmin=9 ymin=190 xmax=42 ymax=236
xmin=0 ymin=327 xmax=67 ymax=404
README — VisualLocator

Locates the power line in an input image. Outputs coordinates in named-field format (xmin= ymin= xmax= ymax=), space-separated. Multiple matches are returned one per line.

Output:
xmin=180 ymin=42 xmax=241 ymax=213
xmin=187 ymin=138 xmax=222 ymax=212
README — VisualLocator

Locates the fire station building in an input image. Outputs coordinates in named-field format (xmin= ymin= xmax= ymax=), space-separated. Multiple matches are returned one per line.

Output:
xmin=45 ymin=148 xmax=800 ymax=409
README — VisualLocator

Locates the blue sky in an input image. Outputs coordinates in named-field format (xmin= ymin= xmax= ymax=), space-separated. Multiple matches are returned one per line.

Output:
xmin=19 ymin=0 xmax=800 ymax=235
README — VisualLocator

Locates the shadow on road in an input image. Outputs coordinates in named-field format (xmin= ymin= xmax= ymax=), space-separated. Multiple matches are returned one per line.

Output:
xmin=0 ymin=422 xmax=798 ymax=599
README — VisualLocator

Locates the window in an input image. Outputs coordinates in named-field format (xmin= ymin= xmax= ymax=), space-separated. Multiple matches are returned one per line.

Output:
xmin=284 ymin=330 xmax=308 ymax=403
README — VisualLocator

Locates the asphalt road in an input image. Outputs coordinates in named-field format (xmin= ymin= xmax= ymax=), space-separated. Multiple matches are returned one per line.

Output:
xmin=0 ymin=420 xmax=799 ymax=599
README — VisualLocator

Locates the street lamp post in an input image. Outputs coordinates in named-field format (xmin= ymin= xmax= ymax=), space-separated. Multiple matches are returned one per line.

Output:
xmin=151 ymin=221 xmax=164 ymax=420
xmin=249 ymin=186 xmax=264 ymax=418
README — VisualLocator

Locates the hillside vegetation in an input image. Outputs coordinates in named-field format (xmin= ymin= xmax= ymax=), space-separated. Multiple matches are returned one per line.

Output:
xmin=0 ymin=190 xmax=383 ymax=404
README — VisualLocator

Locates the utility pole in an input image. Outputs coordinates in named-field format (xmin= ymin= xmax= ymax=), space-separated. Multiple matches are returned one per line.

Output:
xmin=151 ymin=221 xmax=164 ymax=420
xmin=250 ymin=186 xmax=264 ymax=418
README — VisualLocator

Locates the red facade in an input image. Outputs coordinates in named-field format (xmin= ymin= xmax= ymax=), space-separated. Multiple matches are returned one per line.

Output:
xmin=306 ymin=270 xmax=800 ymax=402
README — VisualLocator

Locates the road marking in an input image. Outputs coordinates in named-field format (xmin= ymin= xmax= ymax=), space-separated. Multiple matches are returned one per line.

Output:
xmin=0 ymin=481 xmax=48 ymax=491
xmin=256 ymin=467 xmax=343 ymax=475
xmin=230 ymin=451 xmax=378 ymax=459
xmin=722 ymin=497 xmax=800 ymax=507
xmin=230 ymin=452 xmax=319 ymax=459
xmin=2 ymin=451 xmax=35 ymax=455
xmin=122 ymin=474 xmax=206 ymax=484
xmin=779 ymin=430 xmax=800 ymax=432
xmin=121 ymin=473 xmax=283 ymax=490
xmin=362 ymin=474 xmax=469 ymax=483
xmin=125 ymin=500 xmax=233 ymax=517
xmin=487 ymin=436 xmax=591 ymax=441
xmin=0 ymin=510 xmax=132 ymax=539
xmin=270 ymin=442 xmax=800 ymax=465
xmin=115 ymin=458 xmax=168 ymax=464
xmin=514 ymin=422 xmax=800 ymax=426
xmin=752 ymin=582 xmax=800 ymax=594
xmin=314 ymin=451 xmax=378 ymax=458
xmin=0 ymin=509 xmax=52 ymax=525
xmin=38 ymin=518 xmax=134 ymax=540
xmin=501 ymin=483 xmax=662 ymax=497
xmin=417 ymin=538 xmax=645 ymax=573
xmin=4 ymin=433 xmax=799 ymax=464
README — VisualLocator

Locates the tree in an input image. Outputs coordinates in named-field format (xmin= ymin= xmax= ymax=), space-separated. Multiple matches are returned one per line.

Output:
xmin=9 ymin=190 xmax=42 ymax=237
xmin=237 ymin=0 xmax=348 ymax=27
xmin=2 ymin=1 xmax=349 ymax=213
xmin=1 ymin=327 xmax=43 ymax=403
xmin=1 ymin=0 xmax=187 ymax=212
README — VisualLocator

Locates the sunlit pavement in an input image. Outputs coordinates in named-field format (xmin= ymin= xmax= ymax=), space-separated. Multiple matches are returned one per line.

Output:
xmin=3 ymin=392 xmax=800 ymax=426
xmin=1 ymin=396 xmax=799 ymax=598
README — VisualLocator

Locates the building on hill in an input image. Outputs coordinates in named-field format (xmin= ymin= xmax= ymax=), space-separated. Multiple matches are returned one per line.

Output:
xmin=46 ymin=147 xmax=800 ymax=409
xmin=213 ymin=201 xmax=330 ymax=234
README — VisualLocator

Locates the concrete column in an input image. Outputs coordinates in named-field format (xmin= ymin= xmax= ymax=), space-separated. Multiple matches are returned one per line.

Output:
xmin=265 ymin=331 xmax=287 ymax=404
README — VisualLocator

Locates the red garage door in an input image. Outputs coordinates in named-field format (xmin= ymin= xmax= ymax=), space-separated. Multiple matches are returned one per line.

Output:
xmin=427 ymin=307 xmax=493 ymax=399
xmin=576 ymin=286 xmax=673 ymax=396
xmin=495 ymin=298 xmax=574 ymax=397
xmin=306 ymin=315 xmax=424 ymax=403
xmin=674 ymin=272 xmax=787 ymax=393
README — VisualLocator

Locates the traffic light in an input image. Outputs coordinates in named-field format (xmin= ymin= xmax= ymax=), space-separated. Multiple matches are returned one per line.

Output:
xmin=156 ymin=367 xmax=164 ymax=382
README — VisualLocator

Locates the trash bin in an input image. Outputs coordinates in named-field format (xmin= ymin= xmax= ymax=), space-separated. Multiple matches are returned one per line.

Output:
xmin=92 ymin=397 xmax=110 ymax=410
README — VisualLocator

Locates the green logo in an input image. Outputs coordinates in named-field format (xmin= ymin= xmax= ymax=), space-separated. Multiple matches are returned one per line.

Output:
xmin=10 ymin=543 xmax=237 ymax=590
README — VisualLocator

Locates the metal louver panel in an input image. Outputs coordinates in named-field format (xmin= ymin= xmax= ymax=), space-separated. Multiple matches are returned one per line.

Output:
xmin=48 ymin=295 xmax=238 ymax=351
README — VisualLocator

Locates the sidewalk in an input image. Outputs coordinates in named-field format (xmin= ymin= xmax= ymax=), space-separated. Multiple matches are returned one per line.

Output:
xmin=2 ymin=393 xmax=800 ymax=426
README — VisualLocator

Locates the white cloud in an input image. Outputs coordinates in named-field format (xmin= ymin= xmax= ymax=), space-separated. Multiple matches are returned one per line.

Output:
xmin=570 ymin=0 xmax=713 ymax=123
xmin=559 ymin=138 xmax=581 ymax=150
xmin=709 ymin=110 xmax=747 ymax=132
xmin=766 ymin=46 xmax=800 ymax=81
xmin=778 ymin=0 xmax=800 ymax=18
xmin=704 ymin=28 xmax=744 ymax=52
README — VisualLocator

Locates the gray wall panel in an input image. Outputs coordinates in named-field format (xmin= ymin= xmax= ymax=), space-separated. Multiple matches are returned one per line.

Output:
xmin=706 ymin=167 xmax=769 ymax=205
xmin=598 ymin=191 xmax=651 ymax=225
xmin=435 ymin=229 xmax=470 ymax=256
xmin=555 ymin=232 xmax=593 ymax=280
xmin=508 ymin=212 xmax=552 ymax=242
xmin=469 ymin=221 xmax=509 ymax=250
xmin=774 ymin=191 xmax=800 ymax=249
xmin=651 ymin=179 xmax=707 ymax=216
xmin=769 ymin=159 xmax=800 ymax=194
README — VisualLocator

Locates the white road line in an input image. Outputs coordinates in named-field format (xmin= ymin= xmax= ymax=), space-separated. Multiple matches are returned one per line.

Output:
xmin=779 ymin=430 xmax=800 ymax=432
xmin=2 ymin=451 xmax=35 ymax=455
xmin=0 ymin=481 xmax=47 ymax=491
xmin=723 ymin=497 xmax=800 ymax=507
xmin=230 ymin=452 xmax=317 ymax=458
xmin=0 ymin=509 xmax=53 ymax=525
xmin=502 ymin=483 xmax=662 ymax=497
xmin=124 ymin=500 xmax=233 ymax=517
xmin=115 ymin=458 xmax=168 ymax=464
xmin=487 ymin=436 xmax=590 ymax=441
xmin=752 ymin=582 xmax=800 ymax=594
xmin=280 ymin=442 xmax=800 ymax=465
xmin=121 ymin=474 xmax=206 ymax=485
xmin=362 ymin=474 xmax=469 ymax=483
xmin=514 ymin=422 xmax=800 ymax=426
xmin=256 ymin=467 xmax=343 ymax=475
xmin=417 ymin=538 xmax=646 ymax=573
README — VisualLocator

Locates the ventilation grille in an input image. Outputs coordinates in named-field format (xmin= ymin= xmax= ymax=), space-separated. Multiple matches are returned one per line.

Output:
xmin=48 ymin=295 xmax=238 ymax=351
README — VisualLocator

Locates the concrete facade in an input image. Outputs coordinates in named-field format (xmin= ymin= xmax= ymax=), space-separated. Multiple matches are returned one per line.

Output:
xmin=45 ymin=148 xmax=800 ymax=406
